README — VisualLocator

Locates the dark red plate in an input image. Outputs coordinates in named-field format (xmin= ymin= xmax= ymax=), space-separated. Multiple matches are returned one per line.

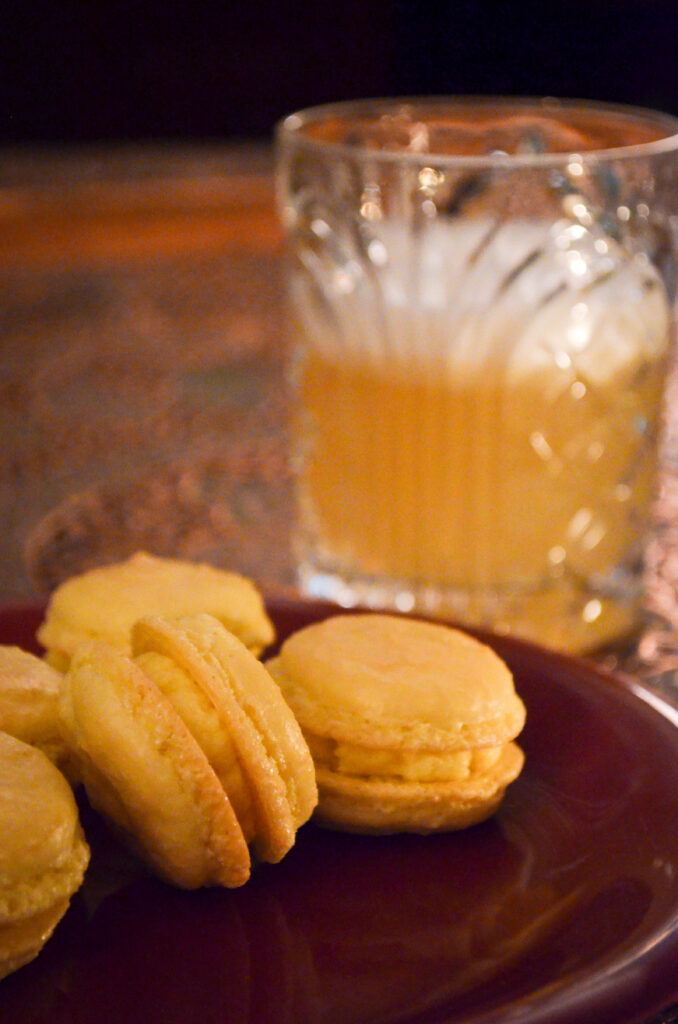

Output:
xmin=2 ymin=597 xmax=678 ymax=1024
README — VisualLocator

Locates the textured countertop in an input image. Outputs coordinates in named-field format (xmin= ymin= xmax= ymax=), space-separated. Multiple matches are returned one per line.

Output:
xmin=3 ymin=142 xmax=678 ymax=686
xmin=0 ymin=142 xmax=296 ymax=601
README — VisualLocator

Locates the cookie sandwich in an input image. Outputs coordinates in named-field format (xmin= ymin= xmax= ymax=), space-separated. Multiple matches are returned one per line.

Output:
xmin=0 ymin=732 xmax=89 ymax=979
xmin=0 ymin=645 xmax=71 ymax=775
xmin=267 ymin=613 xmax=526 ymax=833
xmin=59 ymin=613 xmax=317 ymax=888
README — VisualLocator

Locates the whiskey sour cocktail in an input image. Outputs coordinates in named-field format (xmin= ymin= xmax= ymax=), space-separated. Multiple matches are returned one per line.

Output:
xmin=276 ymin=99 xmax=678 ymax=654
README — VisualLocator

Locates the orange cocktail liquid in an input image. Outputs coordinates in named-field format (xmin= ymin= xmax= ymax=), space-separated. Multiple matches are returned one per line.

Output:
xmin=292 ymin=321 xmax=668 ymax=653
xmin=289 ymin=214 xmax=672 ymax=653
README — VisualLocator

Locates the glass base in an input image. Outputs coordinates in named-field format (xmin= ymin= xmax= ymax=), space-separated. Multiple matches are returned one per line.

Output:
xmin=296 ymin=561 xmax=641 ymax=657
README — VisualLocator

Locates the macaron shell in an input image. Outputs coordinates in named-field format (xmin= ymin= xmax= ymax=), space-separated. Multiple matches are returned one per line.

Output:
xmin=269 ymin=614 xmax=526 ymax=751
xmin=0 ymin=897 xmax=71 ymax=981
xmin=0 ymin=732 xmax=89 ymax=924
xmin=0 ymin=732 xmax=90 ymax=979
xmin=132 ymin=614 xmax=317 ymax=863
xmin=37 ymin=551 xmax=276 ymax=668
xmin=0 ymin=646 xmax=71 ymax=770
xmin=134 ymin=649 xmax=257 ymax=843
xmin=312 ymin=742 xmax=525 ymax=834
xmin=59 ymin=643 xmax=250 ymax=889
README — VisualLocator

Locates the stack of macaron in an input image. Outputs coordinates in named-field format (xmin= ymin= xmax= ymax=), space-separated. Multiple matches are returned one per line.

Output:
xmin=0 ymin=553 xmax=316 ymax=979
xmin=32 ymin=553 xmax=317 ymax=890
xmin=0 ymin=550 xmax=527 ymax=981
xmin=59 ymin=612 xmax=318 ymax=889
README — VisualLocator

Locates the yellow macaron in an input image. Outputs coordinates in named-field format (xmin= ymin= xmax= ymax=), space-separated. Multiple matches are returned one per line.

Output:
xmin=59 ymin=639 xmax=251 ymax=889
xmin=267 ymin=613 xmax=526 ymax=833
xmin=59 ymin=613 xmax=317 ymax=888
xmin=0 ymin=731 xmax=89 ymax=980
xmin=0 ymin=645 xmax=71 ymax=773
xmin=37 ymin=551 xmax=275 ymax=671
xmin=131 ymin=614 xmax=318 ymax=865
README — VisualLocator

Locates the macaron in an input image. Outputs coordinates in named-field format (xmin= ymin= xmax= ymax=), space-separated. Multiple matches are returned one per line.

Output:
xmin=0 ymin=645 xmax=71 ymax=773
xmin=37 ymin=551 xmax=276 ymax=671
xmin=59 ymin=613 xmax=317 ymax=888
xmin=0 ymin=731 xmax=90 ymax=980
xmin=131 ymin=614 xmax=318 ymax=865
xmin=59 ymin=639 xmax=250 ymax=890
xmin=266 ymin=614 xmax=526 ymax=834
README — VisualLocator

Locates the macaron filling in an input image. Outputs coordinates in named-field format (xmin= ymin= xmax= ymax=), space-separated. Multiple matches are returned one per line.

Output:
xmin=304 ymin=731 xmax=504 ymax=783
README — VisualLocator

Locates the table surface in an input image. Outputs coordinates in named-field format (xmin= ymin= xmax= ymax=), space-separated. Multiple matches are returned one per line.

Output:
xmin=0 ymin=142 xmax=293 ymax=601
xmin=1 ymin=141 xmax=678 ymax=1023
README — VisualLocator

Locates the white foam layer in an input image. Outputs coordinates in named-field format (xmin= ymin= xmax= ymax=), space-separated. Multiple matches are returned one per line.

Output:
xmin=294 ymin=217 xmax=671 ymax=384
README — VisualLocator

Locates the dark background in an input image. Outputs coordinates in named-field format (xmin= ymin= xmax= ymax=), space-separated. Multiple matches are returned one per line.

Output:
xmin=1 ymin=0 xmax=677 ymax=146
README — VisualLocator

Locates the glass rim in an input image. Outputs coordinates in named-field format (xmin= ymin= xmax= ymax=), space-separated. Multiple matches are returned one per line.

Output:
xmin=276 ymin=95 xmax=678 ymax=167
